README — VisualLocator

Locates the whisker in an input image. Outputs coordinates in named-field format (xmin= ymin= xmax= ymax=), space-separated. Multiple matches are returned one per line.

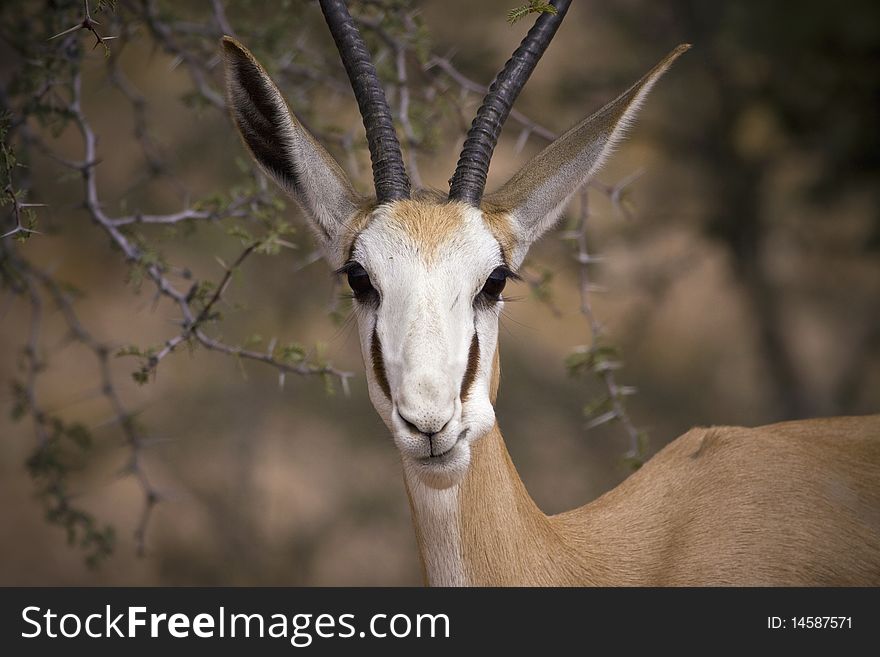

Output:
xmin=499 ymin=309 xmax=538 ymax=333
xmin=329 ymin=308 xmax=358 ymax=344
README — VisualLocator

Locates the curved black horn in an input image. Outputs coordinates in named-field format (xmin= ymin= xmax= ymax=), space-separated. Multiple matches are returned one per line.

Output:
xmin=319 ymin=0 xmax=410 ymax=202
xmin=448 ymin=0 xmax=571 ymax=206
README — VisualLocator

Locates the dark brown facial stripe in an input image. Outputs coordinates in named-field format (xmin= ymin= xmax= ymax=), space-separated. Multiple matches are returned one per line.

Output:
xmin=460 ymin=332 xmax=480 ymax=401
xmin=370 ymin=325 xmax=392 ymax=402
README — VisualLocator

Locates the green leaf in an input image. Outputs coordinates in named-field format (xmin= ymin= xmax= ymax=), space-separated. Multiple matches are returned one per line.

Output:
xmin=565 ymin=344 xmax=622 ymax=377
xmin=277 ymin=342 xmax=306 ymax=364
xmin=115 ymin=345 xmax=143 ymax=358
xmin=9 ymin=380 xmax=29 ymax=421
xmin=65 ymin=423 xmax=92 ymax=449
xmin=507 ymin=1 xmax=558 ymax=25
xmin=582 ymin=394 xmax=611 ymax=419
xmin=132 ymin=367 xmax=150 ymax=385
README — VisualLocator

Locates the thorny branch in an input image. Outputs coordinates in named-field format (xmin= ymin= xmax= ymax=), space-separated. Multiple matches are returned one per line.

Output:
xmin=49 ymin=0 xmax=117 ymax=53
xmin=395 ymin=39 xmax=423 ymax=189
xmin=137 ymin=0 xmax=224 ymax=110
xmin=64 ymin=65 xmax=353 ymax=405
xmin=2 ymin=183 xmax=44 ymax=240
xmin=12 ymin=252 xmax=159 ymax=557
xmin=2 ymin=0 xmax=357 ymax=561
xmin=425 ymin=55 xmax=560 ymax=143
xmin=565 ymin=190 xmax=644 ymax=464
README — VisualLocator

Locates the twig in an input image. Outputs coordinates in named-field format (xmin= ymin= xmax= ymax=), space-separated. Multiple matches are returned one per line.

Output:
xmin=137 ymin=0 xmax=224 ymax=109
xmin=20 ymin=258 xmax=159 ymax=556
xmin=395 ymin=38 xmax=423 ymax=189
xmin=2 ymin=184 xmax=43 ymax=239
xmin=425 ymin=55 xmax=559 ymax=143
xmin=48 ymin=0 xmax=117 ymax=52
xmin=572 ymin=190 xmax=643 ymax=460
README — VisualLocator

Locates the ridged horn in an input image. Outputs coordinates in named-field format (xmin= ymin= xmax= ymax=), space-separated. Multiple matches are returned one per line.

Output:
xmin=448 ymin=0 xmax=571 ymax=206
xmin=319 ymin=0 xmax=410 ymax=202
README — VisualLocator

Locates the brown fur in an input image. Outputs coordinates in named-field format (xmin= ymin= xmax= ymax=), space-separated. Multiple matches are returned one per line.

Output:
xmin=343 ymin=195 xmax=517 ymax=265
xmin=387 ymin=199 xmax=468 ymax=262
xmin=338 ymin=202 xmax=375 ymax=263
xmin=428 ymin=348 xmax=880 ymax=586
xmin=479 ymin=201 xmax=517 ymax=263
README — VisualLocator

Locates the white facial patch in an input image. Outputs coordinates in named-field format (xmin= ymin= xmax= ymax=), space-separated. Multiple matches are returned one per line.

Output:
xmin=349 ymin=202 xmax=503 ymax=489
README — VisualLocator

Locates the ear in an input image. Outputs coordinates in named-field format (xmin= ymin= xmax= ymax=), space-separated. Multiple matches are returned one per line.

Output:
xmin=222 ymin=37 xmax=358 ymax=254
xmin=484 ymin=44 xmax=690 ymax=256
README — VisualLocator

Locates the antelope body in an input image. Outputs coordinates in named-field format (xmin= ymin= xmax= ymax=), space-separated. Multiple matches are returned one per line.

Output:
xmin=222 ymin=0 xmax=880 ymax=585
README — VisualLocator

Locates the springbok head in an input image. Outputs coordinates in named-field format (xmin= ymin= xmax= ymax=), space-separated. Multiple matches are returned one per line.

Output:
xmin=223 ymin=0 xmax=688 ymax=489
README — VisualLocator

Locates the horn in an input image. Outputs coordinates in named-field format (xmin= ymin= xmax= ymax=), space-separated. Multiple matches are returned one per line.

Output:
xmin=448 ymin=0 xmax=571 ymax=206
xmin=319 ymin=0 xmax=410 ymax=202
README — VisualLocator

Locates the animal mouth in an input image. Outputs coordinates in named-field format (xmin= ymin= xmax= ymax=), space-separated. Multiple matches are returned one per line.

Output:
xmin=423 ymin=429 xmax=468 ymax=462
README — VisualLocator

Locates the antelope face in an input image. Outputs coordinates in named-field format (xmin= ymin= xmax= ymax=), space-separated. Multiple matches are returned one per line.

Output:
xmin=223 ymin=1 xmax=687 ymax=489
xmin=343 ymin=200 xmax=511 ymax=487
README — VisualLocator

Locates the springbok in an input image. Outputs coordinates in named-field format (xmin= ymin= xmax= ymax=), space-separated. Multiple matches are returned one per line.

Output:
xmin=222 ymin=0 xmax=880 ymax=585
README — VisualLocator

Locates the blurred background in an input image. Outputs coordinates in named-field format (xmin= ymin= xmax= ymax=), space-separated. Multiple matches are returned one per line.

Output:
xmin=0 ymin=0 xmax=877 ymax=585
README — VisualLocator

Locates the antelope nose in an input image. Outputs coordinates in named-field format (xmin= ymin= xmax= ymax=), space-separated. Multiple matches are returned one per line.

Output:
xmin=397 ymin=409 xmax=451 ymax=437
xmin=396 ymin=373 xmax=455 ymax=435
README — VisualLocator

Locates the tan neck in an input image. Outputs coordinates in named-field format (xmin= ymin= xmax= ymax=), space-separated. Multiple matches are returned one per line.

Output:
xmin=403 ymin=345 xmax=589 ymax=585
xmin=460 ymin=424 xmax=579 ymax=584
xmin=400 ymin=349 xmax=880 ymax=586
xmin=405 ymin=422 xmax=602 ymax=585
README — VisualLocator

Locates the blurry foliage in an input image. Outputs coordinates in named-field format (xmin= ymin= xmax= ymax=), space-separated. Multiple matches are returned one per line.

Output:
xmin=21 ymin=406 xmax=116 ymax=569
xmin=599 ymin=0 xmax=880 ymax=417
xmin=656 ymin=1 xmax=880 ymax=250
xmin=0 ymin=0 xmax=414 ymax=564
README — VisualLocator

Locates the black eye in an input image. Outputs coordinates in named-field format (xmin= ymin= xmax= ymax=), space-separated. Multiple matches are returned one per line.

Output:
xmin=480 ymin=267 xmax=509 ymax=302
xmin=346 ymin=263 xmax=375 ymax=299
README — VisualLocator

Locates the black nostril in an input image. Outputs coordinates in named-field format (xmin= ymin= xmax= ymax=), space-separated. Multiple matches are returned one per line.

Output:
xmin=399 ymin=414 xmax=421 ymax=435
xmin=397 ymin=410 xmax=450 ymax=438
